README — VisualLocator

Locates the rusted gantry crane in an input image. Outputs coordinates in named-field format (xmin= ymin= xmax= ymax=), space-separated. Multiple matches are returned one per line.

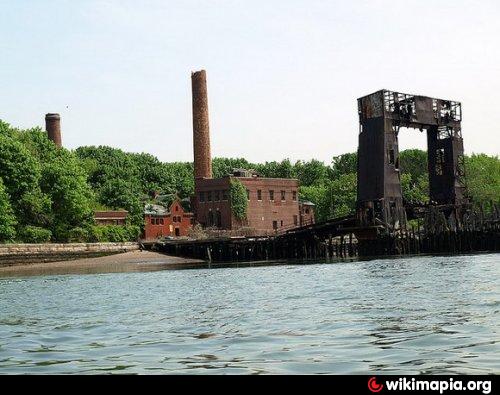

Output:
xmin=356 ymin=90 xmax=468 ymax=233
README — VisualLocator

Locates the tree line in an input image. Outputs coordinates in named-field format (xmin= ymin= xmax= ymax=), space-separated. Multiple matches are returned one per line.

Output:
xmin=0 ymin=120 xmax=498 ymax=243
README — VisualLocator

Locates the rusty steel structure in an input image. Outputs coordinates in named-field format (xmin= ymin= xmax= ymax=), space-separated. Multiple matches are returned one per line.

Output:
xmin=45 ymin=113 xmax=62 ymax=148
xmin=356 ymin=90 xmax=467 ymax=229
xmin=191 ymin=70 xmax=213 ymax=179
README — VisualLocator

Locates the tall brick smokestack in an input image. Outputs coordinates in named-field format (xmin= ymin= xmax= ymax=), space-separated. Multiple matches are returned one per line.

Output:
xmin=192 ymin=70 xmax=212 ymax=179
xmin=45 ymin=113 xmax=62 ymax=148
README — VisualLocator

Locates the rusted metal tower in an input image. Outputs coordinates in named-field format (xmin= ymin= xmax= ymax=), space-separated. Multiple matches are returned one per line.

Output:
xmin=356 ymin=90 xmax=467 ymax=228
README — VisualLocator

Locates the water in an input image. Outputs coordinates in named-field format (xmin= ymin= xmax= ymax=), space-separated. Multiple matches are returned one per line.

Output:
xmin=0 ymin=254 xmax=499 ymax=374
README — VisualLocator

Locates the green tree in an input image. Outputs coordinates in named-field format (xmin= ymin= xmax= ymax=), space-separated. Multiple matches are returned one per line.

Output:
xmin=98 ymin=178 xmax=143 ymax=225
xmin=400 ymin=149 xmax=428 ymax=183
xmin=401 ymin=173 xmax=429 ymax=204
xmin=212 ymin=157 xmax=254 ymax=178
xmin=256 ymin=159 xmax=296 ymax=179
xmin=41 ymin=154 xmax=95 ymax=240
xmin=330 ymin=153 xmax=357 ymax=180
xmin=0 ymin=177 xmax=17 ymax=241
xmin=294 ymin=159 xmax=328 ymax=186
xmin=465 ymin=154 xmax=500 ymax=212
xmin=230 ymin=179 xmax=248 ymax=220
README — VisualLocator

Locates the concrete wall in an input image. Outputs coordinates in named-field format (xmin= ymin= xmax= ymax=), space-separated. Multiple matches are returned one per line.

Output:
xmin=0 ymin=242 xmax=139 ymax=267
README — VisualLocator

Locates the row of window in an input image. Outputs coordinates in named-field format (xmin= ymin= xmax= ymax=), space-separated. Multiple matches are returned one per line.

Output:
xmin=199 ymin=190 xmax=229 ymax=203
xmin=199 ymin=189 xmax=298 ymax=203
xmin=150 ymin=216 xmax=183 ymax=225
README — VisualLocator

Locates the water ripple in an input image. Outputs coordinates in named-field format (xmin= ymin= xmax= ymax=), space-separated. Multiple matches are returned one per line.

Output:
xmin=0 ymin=253 xmax=499 ymax=374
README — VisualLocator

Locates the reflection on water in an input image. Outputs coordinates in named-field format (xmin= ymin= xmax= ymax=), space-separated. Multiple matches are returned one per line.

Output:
xmin=0 ymin=254 xmax=498 ymax=374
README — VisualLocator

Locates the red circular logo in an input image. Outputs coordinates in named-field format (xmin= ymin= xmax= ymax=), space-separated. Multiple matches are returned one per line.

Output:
xmin=368 ymin=377 xmax=384 ymax=393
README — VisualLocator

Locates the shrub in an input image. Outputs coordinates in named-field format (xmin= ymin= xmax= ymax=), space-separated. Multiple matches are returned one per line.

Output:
xmin=66 ymin=227 xmax=90 ymax=243
xmin=18 ymin=226 xmax=52 ymax=243
xmin=89 ymin=225 xmax=140 ymax=242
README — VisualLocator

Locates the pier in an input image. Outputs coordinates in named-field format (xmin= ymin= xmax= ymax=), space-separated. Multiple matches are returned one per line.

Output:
xmin=150 ymin=205 xmax=500 ymax=263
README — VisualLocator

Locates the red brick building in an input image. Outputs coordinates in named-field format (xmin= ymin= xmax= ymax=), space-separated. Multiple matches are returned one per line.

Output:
xmin=143 ymin=200 xmax=193 ymax=240
xmin=194 ymin=172 xmax=300 ymax=234
xmin=94 ymin=210 xmax=128 ymax=226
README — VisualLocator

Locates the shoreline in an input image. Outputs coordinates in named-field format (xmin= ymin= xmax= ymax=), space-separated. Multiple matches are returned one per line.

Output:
xmin=0 ymin=250 xmax=205 ymax=278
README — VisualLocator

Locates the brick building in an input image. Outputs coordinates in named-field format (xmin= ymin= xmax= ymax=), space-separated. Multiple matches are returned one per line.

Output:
xmin=194 ymin=173 xmax=300 ymax=233
xmin=143 ymin=200 xmax=193 ymax=240
xmin=94 ymin=210 xmax=128 ymax=226
xmin=190 ymin=70 xmax=312 ymax=234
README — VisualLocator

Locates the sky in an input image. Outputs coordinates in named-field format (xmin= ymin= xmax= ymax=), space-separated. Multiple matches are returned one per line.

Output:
xmin=1 ymin=0 xmax=499 ymax=164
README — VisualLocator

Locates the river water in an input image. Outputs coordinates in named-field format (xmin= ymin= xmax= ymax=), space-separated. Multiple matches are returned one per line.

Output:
xmin=0 ymin=253 xmax=498 ymax=374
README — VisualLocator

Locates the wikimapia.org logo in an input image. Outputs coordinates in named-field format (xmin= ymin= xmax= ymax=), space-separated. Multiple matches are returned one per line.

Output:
xmin=367 ymin=377 xmax=492 ymax=394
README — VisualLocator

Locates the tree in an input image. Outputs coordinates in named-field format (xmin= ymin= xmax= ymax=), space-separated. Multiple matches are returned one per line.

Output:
xmin=98 ymin=178 xmax=143 ymax=226
xmin=401 ymin=173 xmax=429 ymax=204
xmin=212 ymin=157 xmax=253 ymax=178
xmin=399 ymin=149 xmax=428 ymax=183
xmin=230 ymin=179 xmax=248 ymax=221
xmin=465 ymin=154 xmax=500 ymax=212
xmin=0 ymin=177 xmax=17 ymax=241
xmin=295 ymin=159 xmax=328 ymax=186
xmin=256 ymin=159 xmax=296 ymax=179
xmin=41 ymin=153 xmax=95 ymax=240
xmin=330 ymin=153 xmax=357 ymax=180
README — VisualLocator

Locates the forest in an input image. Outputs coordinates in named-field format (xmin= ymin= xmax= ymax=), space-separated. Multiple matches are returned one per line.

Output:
xmin=0 ymin=120 xmax=499 ymax=243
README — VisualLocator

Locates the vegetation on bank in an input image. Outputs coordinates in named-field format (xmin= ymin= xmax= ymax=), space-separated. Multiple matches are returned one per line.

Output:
xmin=0 ymin=120 xmax=498 ymax=243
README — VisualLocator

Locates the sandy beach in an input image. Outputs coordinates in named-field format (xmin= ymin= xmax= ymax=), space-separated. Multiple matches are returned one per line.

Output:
xmin=0 ymin=250 xmax=205 ymax=278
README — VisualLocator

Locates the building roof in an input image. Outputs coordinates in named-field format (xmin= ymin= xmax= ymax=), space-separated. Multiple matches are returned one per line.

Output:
xmin=94 ymin=210 xmax=129 ymax=219
xmin=144 ymin=204 xmax=169 ymax=216
xmin=299 ymin=200 xmax=316 ymax=206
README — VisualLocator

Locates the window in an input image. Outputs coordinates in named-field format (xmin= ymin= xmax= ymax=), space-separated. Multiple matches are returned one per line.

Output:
xmin=388 ymin=147 xmax=395 ymax=165
xmin=208 ymin=211 xmax=214 ymax=226
xmin=215 ymin=191 xmax=220 ymax=201
xmin=293 ymin=215 xmax=298 ymax=226
xmin=178 ymin=216 xmax=182 ymax=222
xmin=156 ymin=218 xmax=160 ymax=225
xmin=257 ymin=189 xmax=262 ymax=201
xmin=269 ymin=190 xmax=274 ymax=201
xmin=207 ymin=191 xmax=212 ymax=202
xmin=305 ymin=208 xmax=310 ymax=214
xmin=172 ymin=216 xmax=177 ymax=223
xmin=199 ymin=192 xmax=205 ymax=202
xmin=175 ymin=205 xmax=179 ymax=212
xmin=246 ymin=189 xmax=250 ymax=200
xmin=216 ymin=211 xmax=222 ymax=228
xmin=160 ymin=218 xmax=164 ymax=225
xmin=222 ymin=190 xmax=228 ymax=201
xmin=272 ymin=221 xmax=278 ymax=230
xmin=280 ymin=220 xmax=283 ymax=227
xmin=281 ymin=190 xmax=286 ymax=201
xmin=151 ymin=218 xmax=155 ymax=225
xmin=292 ymin=191 xmax=297 ymax=201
